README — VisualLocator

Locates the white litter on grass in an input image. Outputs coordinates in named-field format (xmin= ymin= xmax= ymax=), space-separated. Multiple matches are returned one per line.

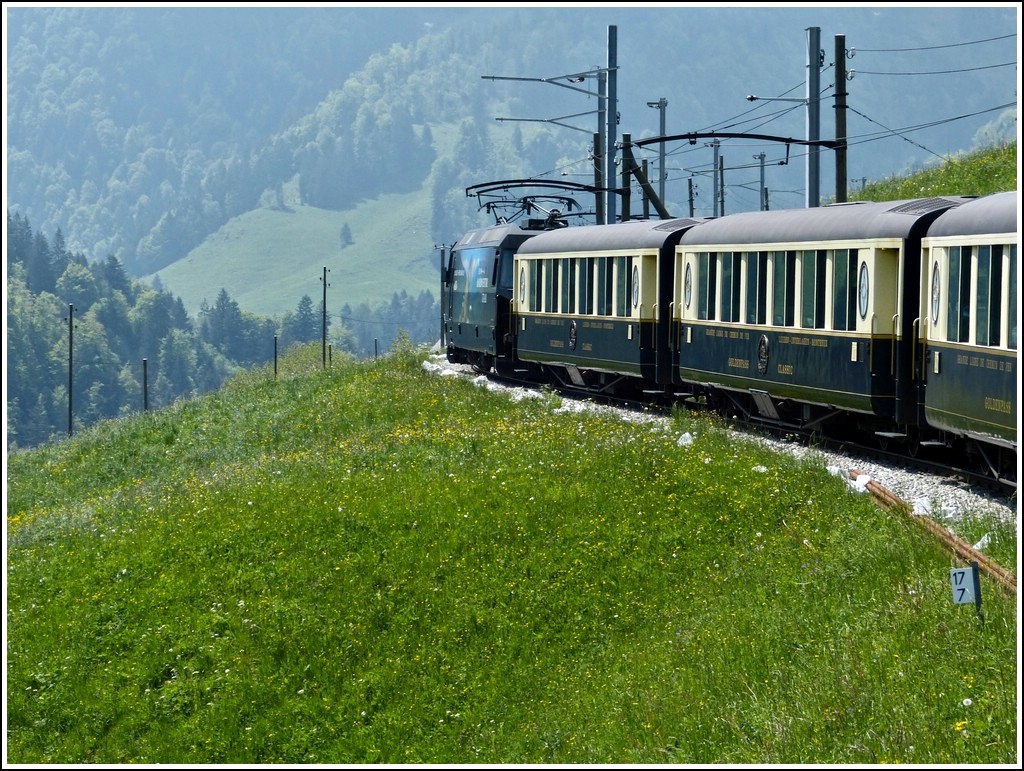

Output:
xmin=421 ymin=360 xmax=461 ymax=377
xmin=827 ymin=465 xmax=871 ymax=493
xmin=677 ymin=432 xmax=694 ymax=447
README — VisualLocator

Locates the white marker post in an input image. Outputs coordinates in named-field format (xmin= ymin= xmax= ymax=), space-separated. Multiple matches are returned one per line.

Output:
xmin=950 ymin=561 xmax=983 ymax=623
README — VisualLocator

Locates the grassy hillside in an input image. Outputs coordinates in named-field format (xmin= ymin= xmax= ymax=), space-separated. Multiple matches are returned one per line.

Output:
xmin=150 ymin=183 xmax=441 ymax=319
xmin=853 ymin=141 xmax=1017 ymax=201
xmin=6 ymin=343 xmax=1017 ymax=764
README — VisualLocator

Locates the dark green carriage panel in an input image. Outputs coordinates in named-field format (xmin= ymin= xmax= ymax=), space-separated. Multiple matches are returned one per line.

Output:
xmin=517 ymin=316 xmax=657 ymax=377
xmin=924 ymin=343 xmax=1017 ymax=445
xmin=677 ymin=323 xmax=896 ymax=415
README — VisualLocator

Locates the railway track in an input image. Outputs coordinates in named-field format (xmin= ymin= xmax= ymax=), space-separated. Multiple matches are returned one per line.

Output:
xmin=850 ymin=469 xmax=1016 ymax=597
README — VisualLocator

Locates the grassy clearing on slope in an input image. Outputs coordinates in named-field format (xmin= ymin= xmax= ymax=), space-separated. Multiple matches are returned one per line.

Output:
xmin=151 ymin=190 xmax=439 ymax=319
xmin=6 ymin=343 xmax=1017 ymax=764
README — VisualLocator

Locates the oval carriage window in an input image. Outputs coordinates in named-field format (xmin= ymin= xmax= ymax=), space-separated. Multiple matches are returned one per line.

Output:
xmin=684 ymin=263 xmax=693 ymax=310
xmin=519 ymin=266 xmax=526 ymax=305
xmin=858 ymin=261 xmax=869 ymax=320
xmin=632 ymin=264 xmax=640 ymax=308
xmin=930 ymin=261 xmax=941 ymax=325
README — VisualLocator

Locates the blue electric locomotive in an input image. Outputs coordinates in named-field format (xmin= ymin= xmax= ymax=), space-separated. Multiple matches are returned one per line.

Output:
xmin=443 ymin=220 xmax=554 ymax=375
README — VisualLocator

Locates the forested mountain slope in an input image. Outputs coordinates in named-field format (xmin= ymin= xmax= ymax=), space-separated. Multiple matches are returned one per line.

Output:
xmin=7 ymin=6 xmax=1016 ymax=282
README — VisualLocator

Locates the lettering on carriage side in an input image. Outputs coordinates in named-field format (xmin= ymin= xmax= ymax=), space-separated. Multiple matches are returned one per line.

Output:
xmin=777 ymin=364 xmax=794 ymax=375
xmin=550 ymin=339 xmax=565 ymax=348
xmin=728 ymin=330 xmax=750 ymax=340
xmin=728 ymin=358 xmax=750 ymax=370
xmin=582 ymin=343 xmax=593 ymax=351
xmin=984 ymin=397 xmax=1013 ymax=414
xmin=476 ymin=277 xmax=490 ymax=288
xmin=957 ymin=354 xmax=969 ymax=365
xmin=705 ymin=328 xmax=716 ymax=337
xmin=779 ymin=335 xmax=790 ymax=344
xmin=811 ymin=339 xmax=828 ymax=348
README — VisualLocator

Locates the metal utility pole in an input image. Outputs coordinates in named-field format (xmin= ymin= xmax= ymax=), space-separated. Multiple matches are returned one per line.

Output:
xmin=321 ymin=266 xmax=330 ymax=368
xmin=646 ymin=97 xmax=668 ymax=203
xmin=754 ymin=152 xmax=767 ymax=210
xmin=483 ymin=62 xmax=612 ymax=223
xmin=593 ymin=132 xmax=605 ymax=224
xmin=711 ymin=140 xmax=721 ymax=217
xmin=717 ymin=154 xmax=725 ymax=216
xmin=806 ymin=26 xmax=822 ymax=208
xmin=67 ymin=304 xmax=74 ymax=436
xmin=834 ymin=33 xmax=848 ymax=203
xmin=745 ymin=27 xmax=822 ymax=208
xmin=606 ymin=25 xmax=618 ymax=223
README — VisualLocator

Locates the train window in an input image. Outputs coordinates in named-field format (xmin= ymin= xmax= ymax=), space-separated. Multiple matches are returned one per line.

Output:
xmin=946 ymin=246 xmax=971 ymax=343
xmin=543 ymin=260 xmax=559 ymax=313
xmin=581 ymin=258 xmax=595 ymax=315
xmin=529 ymin=261 xmax=541 ymax=313
xmin=930 ymin=261 xmax=941 ymax=325
xmin=597 ymin=257 xmax=611 ymax=316
xmin=498 ymin=247 xmax=515 ymax=293
xmin=772 ymin=251 xmax=796 ymax=327
xmin=800 ymin=250 xmax=826 ymax=329
xmin=744 ymin=251 xmax=768 ymax=325
xmin=562 ymin=258 xmax=576 ymax=315
xmin=697 ymin=252 xmax=717 ymax=321
xmin=615 ymin=256 xmax=629 ymax=317
xmin=720 ymin=252 xmax=741 ymax=323
xmin=1010 ymin=245 xmax=1017 ymax=350
xmin=976 ymin=245 xmax=1001 ymax=346
xmin=832 ymin=249 xmax=858 ymax=331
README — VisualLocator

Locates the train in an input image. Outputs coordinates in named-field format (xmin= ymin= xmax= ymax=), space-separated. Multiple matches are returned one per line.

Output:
xmin=442 ymin=191 xmax=1017 ymax=484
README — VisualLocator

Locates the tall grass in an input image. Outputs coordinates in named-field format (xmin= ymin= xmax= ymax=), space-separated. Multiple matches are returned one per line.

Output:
xmin=6 ymin=343 xmax=1016 ymax=764
xmin=852 ymin=142 xmax=1016 ymax=201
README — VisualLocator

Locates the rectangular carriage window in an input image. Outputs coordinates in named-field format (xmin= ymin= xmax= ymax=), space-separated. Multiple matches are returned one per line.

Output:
xmin=976 ymin=245 xmax=1004 ymax=347
xmin=1010 ymin=245 xmax=1017 ymax=350
xmin=800 ymin=250 xmax=826 ymax=329
xmin=581 ymin=257 xmax=595 ymax=315
xmin=744 ymin=251 xmax=768 ymax=324
xmin=772 ymin=251 xmax=796 ymax=326
xmin=946 ymin=246 xmax=971 ymax=343
xmin=498 ymin=247 xmax=515 ymax=290
xmin=561 ymin=258 xmax=576 ymax=315
xmin=697 ymin=252 xmax=717 ymax=321
xmin=615 ymin=255 xmax=629 ymax=317
xmin=597 ymin=257 xmax=610 ymax=316
xmin=529 ymin=260 xmax=541 ymax=313
xmin=832 ymin=249 xmax=858 ymax=331
xmin=543 ymin=259 xmax=560 ymax=313
xmin=720 ymin=252 xmax=740 ymax=322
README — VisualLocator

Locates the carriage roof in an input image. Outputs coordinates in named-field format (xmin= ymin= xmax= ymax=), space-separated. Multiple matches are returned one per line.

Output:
xmin=924 ymin=190 xmax=1017 ymax=239
xmin=516 ymin=217 xmax=703 ymax=255
xmin=677 ymin=197 xmax=968 ymax=246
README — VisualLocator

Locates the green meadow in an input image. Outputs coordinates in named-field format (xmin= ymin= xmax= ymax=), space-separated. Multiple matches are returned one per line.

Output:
xmin=5 ymin=340 xmax=1017 ymax=764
